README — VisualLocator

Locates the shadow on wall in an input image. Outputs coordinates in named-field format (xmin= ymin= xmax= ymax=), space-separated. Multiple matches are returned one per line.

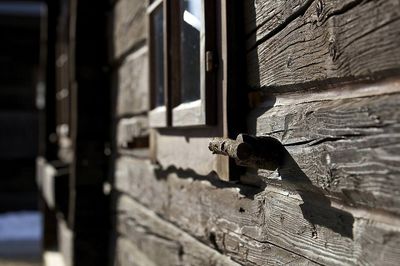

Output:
xmin=243 ymin=1 xmax=354 ymax=239
xmin=152 ymin=136 xmax=355 ymax=240
xmin=277 ymin=143 xmax=354 ymax=239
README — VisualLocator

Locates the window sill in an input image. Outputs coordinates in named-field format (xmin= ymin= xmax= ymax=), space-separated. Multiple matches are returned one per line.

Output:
xmin=172 ymin=99 xmax=205 ymax=127
xmin=149 ymin=106 xmax=167 ymax=128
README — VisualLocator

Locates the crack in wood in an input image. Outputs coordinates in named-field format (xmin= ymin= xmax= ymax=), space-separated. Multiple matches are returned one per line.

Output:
xmin=246 ymin=0 xmax=315 ymax=52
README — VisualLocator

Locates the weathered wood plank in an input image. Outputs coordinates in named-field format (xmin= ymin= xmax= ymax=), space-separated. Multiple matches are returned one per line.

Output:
xmin=248 ymin=92 xmax=400 ymax=215
xmin=117 ymin=148 xmax=149 ymax=159
xmin=244 ymin=0 xmax=310 ymax=37
xmin=114 ymin=237 xmax=158 ymax=266
xmin=115 ymin=195 xmax=241 ymax=266
xmin=253 ymin=77 xmax=400 ymax=106
xmin=246 ymin=0 xmax=400 ymax=89
xmin=111 ymin=0 xmax=147 ymax=60
xmin=155 ymin=130 xmax=220 ymax=176
xmin=115 ymin=47 xmax=149 ymax=116
xmin=114 ymin=156 xmax=400 ymax=265
xmin=115 ymin=158 xmax=168 ymax=214
xmin=116 ymin=116 xmax=148 ymax=149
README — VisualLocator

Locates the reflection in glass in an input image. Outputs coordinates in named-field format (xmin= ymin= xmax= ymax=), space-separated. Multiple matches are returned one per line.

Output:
xmin=180 ymin=0 xmax=201 ymax=103
xmin=152 ymin=6 xmax=164 ymax=107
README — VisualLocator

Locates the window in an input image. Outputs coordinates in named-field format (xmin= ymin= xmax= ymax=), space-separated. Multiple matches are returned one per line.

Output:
xmin=148 ymin=0 xmax=167 ymax=127
xmin=147 ymin=0 xmax=244 ymax=181
xmin=148 ymin=0 xmax=216 ymax=128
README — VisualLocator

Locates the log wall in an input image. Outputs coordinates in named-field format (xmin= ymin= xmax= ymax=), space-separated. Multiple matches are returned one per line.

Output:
xmin=110 ymin=0 xmax=400 ymax=265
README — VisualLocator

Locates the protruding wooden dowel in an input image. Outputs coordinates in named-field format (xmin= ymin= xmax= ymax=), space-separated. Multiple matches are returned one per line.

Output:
xmin=208 ymin=137 xmax=252 ymax=161
xmin=208 ymin=134 xmax=282 ymax=170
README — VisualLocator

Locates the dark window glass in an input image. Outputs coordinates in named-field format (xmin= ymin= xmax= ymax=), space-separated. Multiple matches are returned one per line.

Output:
xmin=180 ymin=0 xmax=201 ymax=103
xmin=152 ymin=6 xmax=164 ymax=107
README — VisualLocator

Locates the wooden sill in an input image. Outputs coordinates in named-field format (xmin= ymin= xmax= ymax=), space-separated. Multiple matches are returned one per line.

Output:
xmin=149 ymin=106 xmax=167 ymax=128
xmin=172 ymin=99 xmax=205 ymax=127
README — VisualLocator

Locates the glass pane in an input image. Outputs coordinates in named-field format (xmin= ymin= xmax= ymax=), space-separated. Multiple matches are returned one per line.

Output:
xmin=152 ymin=6 xmax=164 ymax=107
xmin=180 ymin=0 xmax=202 ymax=103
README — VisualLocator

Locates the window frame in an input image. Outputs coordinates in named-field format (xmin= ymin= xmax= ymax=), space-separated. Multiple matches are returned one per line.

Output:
xmin=171 ymin=0 xmax=216 ymax=127
xmin=148 ymin=0 xmax=169 ymax=128
xmin=147 ymin=0 xmax=245 ymax=181
xmin=148 ymin=0 xmax=217 ymax=128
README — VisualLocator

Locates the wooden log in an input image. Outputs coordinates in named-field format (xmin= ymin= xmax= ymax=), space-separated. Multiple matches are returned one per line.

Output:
xmin=116 ymin=116 xmax=149 ymax=149
xmin=244 ymin=0 xmax=311 ymax=38
xmin=115 ymin=47 xmax=149 ymax=116
xmin=209 ymin=134 xmax=282 ymax=170
xmin=111 ymin=0 xmax=147 ymax=60
xmin=208 ymin=137 xmax=253 ymax=161
xmin=114 ymin=156 xmax=400 ymax=265
xmin=248 ymin=92 xmax=400 ymax=215
xmin=115 ymin=195 xmax=241 ymax=266
xmin=114 ymin=237 xmax=158 ymax=266
xmin=155 ymin=131 xmax=219 ymax=176
xmin=245 ymin=0 xmax=400 ymax=89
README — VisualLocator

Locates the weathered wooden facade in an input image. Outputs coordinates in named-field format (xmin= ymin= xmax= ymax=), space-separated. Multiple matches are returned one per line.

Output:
xmin=37 ymin=0 xmax=400 ymax=265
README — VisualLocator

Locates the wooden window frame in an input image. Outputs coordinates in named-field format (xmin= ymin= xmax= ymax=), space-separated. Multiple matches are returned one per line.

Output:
xmin=148 ymin=0 xmax=168 ymax=128
xmin=147 ymin=0 xmax=245 ymax=181
xmin=171 ymin=0 xmax=216 ymax=127
xmin=148 ymin=0 xmax=216 ymax=128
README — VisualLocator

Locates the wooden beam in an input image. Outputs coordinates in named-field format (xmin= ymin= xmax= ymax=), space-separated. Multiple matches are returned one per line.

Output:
xmin=245 ymin=0 xmax=400 ymax=89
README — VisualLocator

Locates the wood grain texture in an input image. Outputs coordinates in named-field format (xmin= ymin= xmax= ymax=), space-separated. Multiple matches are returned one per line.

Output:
xmin=244 ymin=0 xmax=311 ymax=37
xmin=148 ymin=106 xmax=167 ymax=128
xmin=111 ymin=0 xmax=147 ymax=60
xmin=172 ymin=101 xmax=205 ymax=127
xmin=248 ymin=92 xmax=400 ymax=215
xmin=115 ymin=47 xmax=149 ymax=116
xmin=116 ymin=116 xmax=148 ymax=149
xmin=115 ymin=195 xmax=241 ymax=266
xmin=155 ymin=130 xmax=220 ymax=176
xmin=117 ymin=148 xmax=149 ymax=159
xmin=246 ymin=0 xmax=400 ymax=89
xmin=114 ymin=237 xmax=158 ymax=266
xmin=114 ymin=156 xmax=400 ymax=265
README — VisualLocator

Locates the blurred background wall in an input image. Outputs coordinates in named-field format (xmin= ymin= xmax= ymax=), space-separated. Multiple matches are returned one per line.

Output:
xmin=0 ymin=2 xmax=43 ymax=265
xmin=0 ymin=1 xmax=41 ymax=212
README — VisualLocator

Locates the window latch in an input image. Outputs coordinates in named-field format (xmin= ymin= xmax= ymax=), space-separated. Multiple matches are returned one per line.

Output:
xmin=208 ymin=134 xmax=283 ymax=170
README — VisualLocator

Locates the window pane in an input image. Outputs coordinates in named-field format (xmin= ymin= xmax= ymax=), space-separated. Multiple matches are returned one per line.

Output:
xmin=180 ymin=0 xmax=201 ymax=103
xmin=152 ymin=6 xmax=164 ymax=107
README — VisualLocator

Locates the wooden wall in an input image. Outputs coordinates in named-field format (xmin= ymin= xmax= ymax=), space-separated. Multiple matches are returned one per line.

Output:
xmin=110 ymin=0 xmax=400 ymax=265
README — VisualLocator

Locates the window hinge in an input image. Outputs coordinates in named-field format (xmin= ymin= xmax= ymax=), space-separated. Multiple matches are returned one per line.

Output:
xmin=206 ymin=51 xmax=214 ymax=72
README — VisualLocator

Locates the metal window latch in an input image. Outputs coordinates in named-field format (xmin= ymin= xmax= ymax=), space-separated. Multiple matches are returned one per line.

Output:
xmin=208 ymin=134 xmax=283 ymax=170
